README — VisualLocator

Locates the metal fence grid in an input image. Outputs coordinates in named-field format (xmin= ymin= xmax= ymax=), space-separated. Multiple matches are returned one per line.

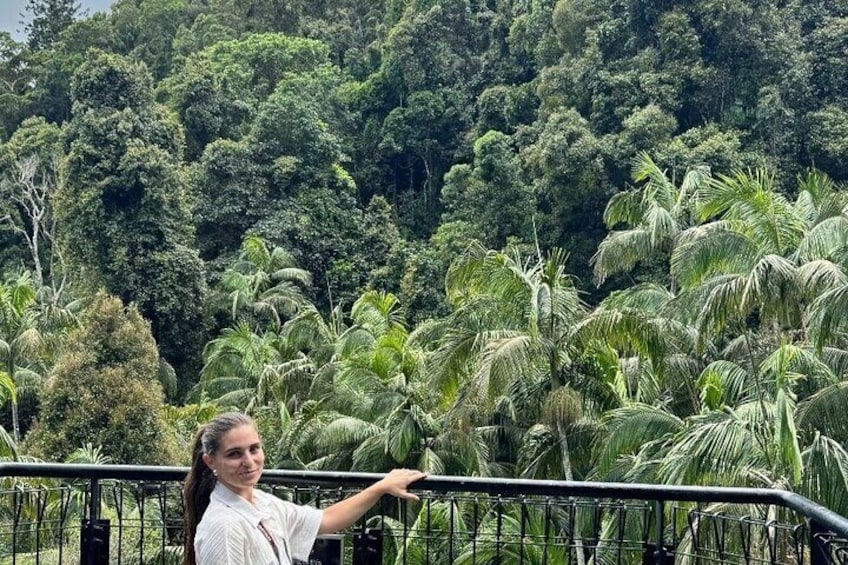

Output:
xmin=0 ymin=465 xmax=845 ymax=565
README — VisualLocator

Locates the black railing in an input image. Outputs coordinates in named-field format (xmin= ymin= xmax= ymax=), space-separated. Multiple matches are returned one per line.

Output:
xmin=0 ymin=462 xmax=847 ymax=564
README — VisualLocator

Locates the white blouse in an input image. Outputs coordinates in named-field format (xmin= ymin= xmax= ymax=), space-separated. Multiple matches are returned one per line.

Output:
xmin=194 ymin=482 xmax=324 ymax=565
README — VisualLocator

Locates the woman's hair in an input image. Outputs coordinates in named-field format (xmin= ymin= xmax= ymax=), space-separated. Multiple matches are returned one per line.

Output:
xmin=183 ymin=412 xmax=254 ymax=565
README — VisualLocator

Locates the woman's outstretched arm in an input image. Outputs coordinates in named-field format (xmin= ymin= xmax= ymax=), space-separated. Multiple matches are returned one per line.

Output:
xmin=318 ymin=469 xmax=426 ymax=534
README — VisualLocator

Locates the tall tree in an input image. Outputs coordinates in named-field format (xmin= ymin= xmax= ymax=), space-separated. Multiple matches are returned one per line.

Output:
xmin=22 ymin=0 xmax=80 ymax=51
xmin=56 ymin=50 xmax=207 ymax=392
xmin=161 ymin=33 xmax=331 ymax=159
xmin=441 ymin=130 xmax=536 ymax=249
xmin=420 ymin=245 xmax=594 ymax=483
xmin=0 ymin=117 xmax=66 ymax=296
xmin=0 ymin=33 xmax=32 ymax=140
xmin=522 ymin=109 xmax=615 ymax=276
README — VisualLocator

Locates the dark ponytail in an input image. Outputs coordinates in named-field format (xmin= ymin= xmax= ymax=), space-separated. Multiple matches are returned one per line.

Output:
xmin=182 ymin=412 xmax=254 ymax=565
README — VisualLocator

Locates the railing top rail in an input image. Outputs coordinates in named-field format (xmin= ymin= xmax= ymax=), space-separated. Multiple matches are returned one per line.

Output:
xmin=0 ymin=462 xmax=846 ymax=537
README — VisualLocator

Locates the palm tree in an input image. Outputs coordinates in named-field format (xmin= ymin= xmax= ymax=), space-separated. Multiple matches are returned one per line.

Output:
xmin=655 ymin=348 xmax=799 ymax=489
xmin=584 ymin=341 xmax=848 ymax=563
xmin=0 ymin=271 xmax=43 ymax=442
xmin=572 ymin=282 xmax=703 ymax=415
xmin=581 ymin=165 xmax=848 ymax=563
xmin=219 ymin=235 xmax=311 ymax=331
xmin=430 ymin=245 xmax=585 ymax=411
xmin=592 ymin=152 xmax=710 ymax=288
xmin=267 ymin=290 xmax=498 ymax=477
xmin=417 ymin=242 xmax=604 ymax=541
xmin=195 ymin=322 xmax=285 ymax=411
xmin=791 ymin=171 xmax=848 ymax=350
xmin=670 ymin=169 xmax=805 ymax=342
xmin=292 ymin=292 xmax=471 ymax=474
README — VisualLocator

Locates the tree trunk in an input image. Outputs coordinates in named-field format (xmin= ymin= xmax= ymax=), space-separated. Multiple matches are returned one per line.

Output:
xmin=10 ymin=399 xmax=19 ymax=444
xmin=558 ymin=423 xmax=586 ymax=565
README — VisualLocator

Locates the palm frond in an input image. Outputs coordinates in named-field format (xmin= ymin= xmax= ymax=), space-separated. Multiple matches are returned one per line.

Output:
xmin=759 ymin=343 xmax=836 ymax=390
xmin=793 ymin=215 xmax=848 ymax=263
xmin=774 ymin=387 xmax=802 ymax=486
xmin=594 ymin=404 xmax=682 ymax=480
xmin=602 ymin=189 xmax=647 ymax=228
xmin=797 ymin=382 xmax=848 ymax=444
xmin=0 ymin=371 xmax=15 ymax=405
xmin=808 ymin=283 xmax=848 ymax=349
xmin=797 ymin=259 xmax=848 ymax=299
xmin=316 ymin=416 xmax=381 ymax=450
xmin=820 ymin=347 xmax=848 ymax=379
xmin=698 ymin=169 xmax=805 ymax=254
xmin=592 ymin=229 xmax=654 ymax=284
xmin=671 ymin=223 xmax=761 ymax=288
xmin=474 ymin=332 xmax=537 ymax=404
xmin=698 ymin=360 xmax=754 ymax=409
xmin=13 ymin=367 xmax=43 ymax=396
xmin=241 ymin=235 xmax=272 ymax=269
xmin=572 ymin=307 xmax=666 ymax=366
xmin=600 ymin=283 xmax=673 ymax=314
xmin=795 ymin=169 xmax=846 ymax=227
xmin=631 ymin=152 xmax=674 ymax=207
xmin=801 ymin=433 xmax=848 ymax=516
xmin=658 ymin=408 xmax=765 ymax=486
xmin=351 ymin=291 xmax=402 ymax=336
xmin=694 ymin=254 xmax=799 ymax=336
xmin=386 ymin=410 xmax=423 ymax=463
xmin=270 ymin=266 xmax=311 ymax=286
xmin=645 ymin=204 xmax=680 ymax=247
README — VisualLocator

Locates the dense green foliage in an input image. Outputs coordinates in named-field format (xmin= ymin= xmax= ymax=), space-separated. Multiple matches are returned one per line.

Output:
xmin=25 ymin=294 xmax=178 ymax=464
xmin=57 ymin=50 xmax=206 ymax=387
xmin=3 ymin=1 xmax=848 ymax=558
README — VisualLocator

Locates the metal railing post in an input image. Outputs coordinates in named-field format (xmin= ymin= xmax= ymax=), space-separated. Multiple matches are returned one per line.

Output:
xmin=353 ymin=527 xmax=382 ymax=565
xmin=653 ymin=500 xmax=671 ymax=565
xmin=80 ymin=477 xmax=109 ymax=565
xmin=809 ymin=519 xmax=829 ymax=565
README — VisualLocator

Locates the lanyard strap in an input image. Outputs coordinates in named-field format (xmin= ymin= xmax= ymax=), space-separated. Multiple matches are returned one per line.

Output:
xmin=257 ymin=521 xmax=280 ymax=562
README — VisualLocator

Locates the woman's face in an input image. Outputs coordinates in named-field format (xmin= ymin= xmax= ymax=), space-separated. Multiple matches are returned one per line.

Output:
xmin=203 ymin=424 xmax=265 ymax=500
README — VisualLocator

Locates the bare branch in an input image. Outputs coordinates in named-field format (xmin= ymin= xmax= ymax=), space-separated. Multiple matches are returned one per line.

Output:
xmin=1 ymin=155 xmax=62 ymax=290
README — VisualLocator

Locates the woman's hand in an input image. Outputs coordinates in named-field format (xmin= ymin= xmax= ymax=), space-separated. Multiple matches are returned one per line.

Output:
xmin=375 ymin=468 xmax=427 ymax=501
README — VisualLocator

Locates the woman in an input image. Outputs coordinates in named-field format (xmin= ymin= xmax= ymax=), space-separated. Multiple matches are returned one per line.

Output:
xmin=183 ymin=412 xmax=426 ymax=565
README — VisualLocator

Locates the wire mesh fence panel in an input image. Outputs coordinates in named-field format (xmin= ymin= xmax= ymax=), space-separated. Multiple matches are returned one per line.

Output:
xmin=813 ymin=532 xmax=848 ymax=565
xmin=105 ymin=481 xmax=185 ymax=565
xmin=676 ymin=507 xmax=807 ymax=565
xmin=0 ymin=485 xmax=78 ymax=565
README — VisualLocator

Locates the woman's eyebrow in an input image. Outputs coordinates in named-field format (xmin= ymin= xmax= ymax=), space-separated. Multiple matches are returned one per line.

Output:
xmin=224 ymin=442 xmax=261 ymax=453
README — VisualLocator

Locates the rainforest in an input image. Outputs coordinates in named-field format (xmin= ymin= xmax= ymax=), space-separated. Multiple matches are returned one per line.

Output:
xmin=1 ymin=0 xmax=848 ymax=528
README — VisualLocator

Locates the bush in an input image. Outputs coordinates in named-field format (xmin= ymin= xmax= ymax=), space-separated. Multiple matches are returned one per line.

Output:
xmin=24 ymin=294 xmax=179 ymax=465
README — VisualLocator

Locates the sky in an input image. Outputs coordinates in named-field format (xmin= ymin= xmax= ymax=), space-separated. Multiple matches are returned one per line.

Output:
xmin=1 ymin=0 xmax=114 ymax=42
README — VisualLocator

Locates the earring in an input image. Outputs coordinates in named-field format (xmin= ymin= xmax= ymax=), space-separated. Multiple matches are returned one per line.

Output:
xmin=212 ymin=469 xmax=218 ymax=477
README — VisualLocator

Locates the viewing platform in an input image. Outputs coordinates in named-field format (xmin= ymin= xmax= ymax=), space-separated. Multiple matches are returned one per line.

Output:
xmin=0 ymin=462 xmax=846 ymax=564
